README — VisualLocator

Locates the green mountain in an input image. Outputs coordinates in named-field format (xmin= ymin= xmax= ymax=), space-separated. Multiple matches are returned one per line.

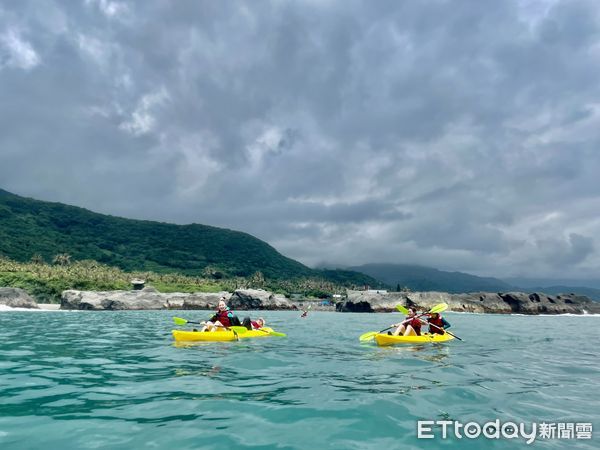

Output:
xmin=349 ymin=263 xmax=513 ymax=293
xmin=0 ymin=188 xmax=376 ymax=285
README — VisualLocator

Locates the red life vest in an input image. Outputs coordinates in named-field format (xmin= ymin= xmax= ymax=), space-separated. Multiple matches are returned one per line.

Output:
xmin=407 ymin=317 xmax=421 ymax=335
xmin=251 ymin=321 xmax=262 ymax=329
xmin=428 ymin=316 xmax=445 ymax=334
xmin=213 ymin=309 xmax=233 ymax=327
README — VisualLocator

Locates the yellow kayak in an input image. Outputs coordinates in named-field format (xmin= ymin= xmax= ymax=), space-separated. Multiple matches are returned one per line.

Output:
xmin=374 ymin=332 xmax=454 ymax=346
xmin=172 ymin=327 xmax=277 ymax=342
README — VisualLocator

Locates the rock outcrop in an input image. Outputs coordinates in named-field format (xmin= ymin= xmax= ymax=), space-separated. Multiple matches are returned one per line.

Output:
xmin=0 ymin=287 xmax=39 ymax=309
xmin=336 ymin=290 xmax=600 ymax=314
xmin=57 ymin=286 xmax=600 ymax=314
xmin=60 ymin=287 xmax=297 ymax=310
xmin=229 ymin=289 xmax=297 ymax=310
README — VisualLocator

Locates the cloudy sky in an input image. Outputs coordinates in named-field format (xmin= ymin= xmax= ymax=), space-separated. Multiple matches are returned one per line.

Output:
xmin=1 ymin=0 xmax=600 ymax=279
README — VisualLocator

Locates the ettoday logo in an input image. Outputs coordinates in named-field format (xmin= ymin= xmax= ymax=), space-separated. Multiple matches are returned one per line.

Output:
xmin=417 ymin=420 xmax=593 ymax=444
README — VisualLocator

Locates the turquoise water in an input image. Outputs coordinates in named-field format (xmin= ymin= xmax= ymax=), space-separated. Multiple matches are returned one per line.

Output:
xmin=0 ymin=310 xmax=598 ymax=449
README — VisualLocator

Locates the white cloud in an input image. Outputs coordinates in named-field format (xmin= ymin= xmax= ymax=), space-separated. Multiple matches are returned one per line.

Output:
xmin=2 ymin=0 xmax=600 ymax=280
xmin=86 ymin=0 xmax=129 ymax=19
xmin=119 ymin=88 xmax=170 ymax=136
xmin=77 ymin=33 xmax=111 ymax=67
xmin=0 ymin=28 xmax=40 ymax=70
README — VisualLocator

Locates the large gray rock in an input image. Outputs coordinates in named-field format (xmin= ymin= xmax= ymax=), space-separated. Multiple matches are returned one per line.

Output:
xmin=336 ymin=290 xmax=600 ymax=314
xmin=0 ymin=287 xmax=39 ymax=309
xmin=229 ymin=289 xmax=296 ymax=310
xmin=59 ymin=287 xmax=296 ymax=311
xmin=60 ymin=288 xmax=232 ymax=310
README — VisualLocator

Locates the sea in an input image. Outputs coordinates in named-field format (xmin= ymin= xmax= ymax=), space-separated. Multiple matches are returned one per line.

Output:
xmin=0 ymin=309 xmax=598 ymax=449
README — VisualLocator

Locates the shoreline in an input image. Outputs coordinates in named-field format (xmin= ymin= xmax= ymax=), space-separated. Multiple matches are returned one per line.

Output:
xmin=2 ymin=305 xmax=600 ymax=317
xmin=38 ymin=303 xmax=61 ymax=310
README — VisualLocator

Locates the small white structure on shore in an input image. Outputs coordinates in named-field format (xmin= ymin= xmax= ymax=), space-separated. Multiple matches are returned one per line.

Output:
xmin=131 ymin=279 xmax=145 ymax=290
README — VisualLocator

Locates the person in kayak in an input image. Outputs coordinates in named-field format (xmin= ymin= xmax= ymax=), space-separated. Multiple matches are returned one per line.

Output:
xmin=390 ymin=306 xmax=422 ymax=336
xmin=241 ymin=316 xmax=266 ymax=330
xmin=202 ymin=298 xmax=238 ymax=331
xmin=427 ymin=312 xmax=451 ymax=334
xmin=300 ymin=304 xmax=311 ymax=318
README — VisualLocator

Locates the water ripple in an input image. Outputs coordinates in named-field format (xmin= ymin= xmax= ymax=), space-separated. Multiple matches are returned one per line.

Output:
xmin=0 ymin=310 xmax=598 ymax=449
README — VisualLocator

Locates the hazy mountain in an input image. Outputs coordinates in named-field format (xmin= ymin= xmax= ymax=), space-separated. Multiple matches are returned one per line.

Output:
xmin=348 ymin=263 xmax=513 ymax=293
xmin=503 ymin=277 xmax=600 ymax=290
xmin=512 ymin=285 xmax=600 ymax=301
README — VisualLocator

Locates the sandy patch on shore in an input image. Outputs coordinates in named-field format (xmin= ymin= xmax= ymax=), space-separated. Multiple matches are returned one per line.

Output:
xmin=38 ymin=304 xmax=61 ymax=310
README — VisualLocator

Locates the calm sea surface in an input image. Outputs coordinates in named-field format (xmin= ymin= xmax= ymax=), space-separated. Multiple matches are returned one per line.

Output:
xmin=0 ymin=310 xmax=598 ymax=449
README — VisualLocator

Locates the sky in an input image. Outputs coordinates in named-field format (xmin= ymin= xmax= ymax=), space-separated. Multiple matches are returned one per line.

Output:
xmin=1 ymin=0 xmax=600 ymax=280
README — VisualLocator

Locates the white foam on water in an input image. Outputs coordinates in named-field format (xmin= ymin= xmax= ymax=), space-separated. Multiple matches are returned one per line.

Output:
xmin=0 ymin=305 xmax=61 ymax=312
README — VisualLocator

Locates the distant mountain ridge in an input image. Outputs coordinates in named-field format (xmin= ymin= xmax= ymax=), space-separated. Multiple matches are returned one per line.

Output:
xmin=503 ymin=277 xmax=600 ymax=290
xmin=348 ymin=263 xmax=600 ymax=300
xmin=516 ymin=285 xmax=600 ymax=301
xmin=0 ymin=188 xmax=379 ymax=286
xmin=349 ymin=263 xmax=513 ymax=293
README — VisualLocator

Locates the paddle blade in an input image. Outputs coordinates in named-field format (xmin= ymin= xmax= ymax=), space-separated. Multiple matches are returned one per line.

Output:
xmin=429 ymin=303 xmax=448 ymax=314
xmin=229 ymin=326 xmax=249 ymax=334
xmin=268 ymin=331 xmax=287 ymax=337
xmin=173 ymin=317 xmax=188 ymax=325
xmin=359 ymin=331 xmax=377 ymax=342
xmin=396 ymin=304 xmax=409 ymax=314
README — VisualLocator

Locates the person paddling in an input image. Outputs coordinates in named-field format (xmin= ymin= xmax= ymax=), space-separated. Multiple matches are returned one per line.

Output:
xmin=390 ymin=306 xmax=422 ymax=336
xmin=427 ymin=312 xmax=451 ymax=335
xmin=202 ymin=297 xmax=237 ymax=332
xmin=300 ymin=304 xmax=311 ymax=318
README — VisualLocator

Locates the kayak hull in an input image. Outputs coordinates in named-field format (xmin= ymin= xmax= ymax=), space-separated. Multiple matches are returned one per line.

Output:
xmin=374 ymin=332 xmax=454 ymax=346
xmin=172 ymin=327 xmax=276 ymax=342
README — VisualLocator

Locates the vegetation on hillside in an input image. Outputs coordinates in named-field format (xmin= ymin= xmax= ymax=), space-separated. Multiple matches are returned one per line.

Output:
xmin=0 ymin=257 xmax=380 ymax=303
xmin=0 ymin=188 xmax=382 ymax=289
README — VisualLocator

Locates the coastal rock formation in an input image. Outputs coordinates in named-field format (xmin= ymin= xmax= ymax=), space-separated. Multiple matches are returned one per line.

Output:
xmin=0 ymin=287 xmax=39 ymax=309
xmin=229 ymin=289 xmax=296 ymax=310
xmin=336 ymin=290 xmax=600 ymax=314
xmin=336 ymin=300 xmax=373 ymax=313
xmin=60 ymin=287 xmax=296 ymax=310
xmin=58 ymin=286 xmax=600 ymax=314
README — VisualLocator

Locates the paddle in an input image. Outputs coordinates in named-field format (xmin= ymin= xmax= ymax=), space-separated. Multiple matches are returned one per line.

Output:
xmin=254 ymin=328 xmax=287 ymax=337
xmin=429 ymin=303 xmax=448 ymax=314
xmin=396 ymin=304 xmax=409 ymax=314
xmin=358 ymin=316 xmax=424 ymax=342
xmin=395 ymin=302 xmax=448 ymax=315
xmin=359 ymin=326 xmax=396 ymax=342
xmin=359 ymin=303 xmax=450 ymax=342
xmin=417 ymin=317 xmax=463 ymax=341
xmin=398 ymin=303 xmax=460 ymax=340
xmin=172 ymin=317 xmax=248 ymax=334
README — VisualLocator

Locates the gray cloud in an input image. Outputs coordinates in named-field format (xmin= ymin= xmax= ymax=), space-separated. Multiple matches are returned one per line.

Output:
xmin=1 ymin=0 xmax=600 ymax=279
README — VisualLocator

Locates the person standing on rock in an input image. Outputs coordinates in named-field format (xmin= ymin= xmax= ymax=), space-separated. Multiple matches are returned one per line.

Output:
xmin=202 ymin=297 xmax=239 ymax=331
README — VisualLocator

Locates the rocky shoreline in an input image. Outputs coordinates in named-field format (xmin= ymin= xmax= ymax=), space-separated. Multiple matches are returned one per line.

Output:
xmin=337 ymin=290 xmax=600 ymax=315
xmin=2 ymin=286 xmax=600 ymax=315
